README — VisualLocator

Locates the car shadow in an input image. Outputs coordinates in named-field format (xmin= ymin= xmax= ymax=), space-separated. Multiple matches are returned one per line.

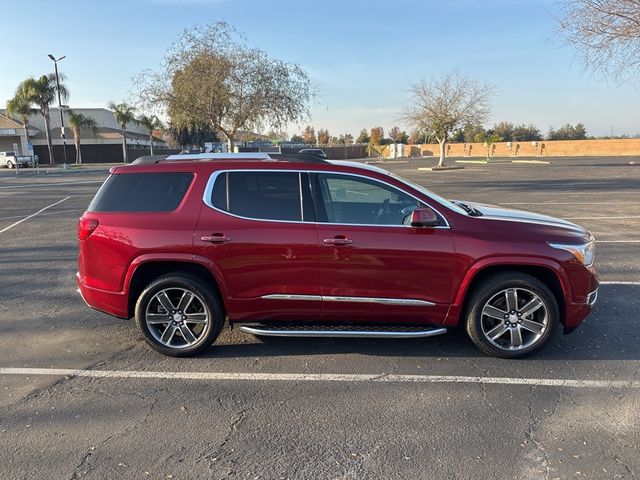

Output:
xmin=193 ymin=284 xmax=639 ymax=362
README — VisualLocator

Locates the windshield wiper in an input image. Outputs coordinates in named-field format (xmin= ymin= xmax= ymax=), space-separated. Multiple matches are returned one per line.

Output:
xmin=454 ymin=202 xmax=483 ymax=217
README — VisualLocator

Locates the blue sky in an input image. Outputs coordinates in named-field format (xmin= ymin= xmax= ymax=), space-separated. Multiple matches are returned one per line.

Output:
xmin=1 ymin=0 xmax=638 ymax=137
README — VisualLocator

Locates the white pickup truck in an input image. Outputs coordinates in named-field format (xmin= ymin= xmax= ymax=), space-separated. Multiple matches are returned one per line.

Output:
xmin=0 ymin=151 xmax=34 ymax=168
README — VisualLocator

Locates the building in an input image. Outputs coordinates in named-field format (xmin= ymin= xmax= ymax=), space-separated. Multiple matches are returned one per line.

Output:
xmin=0 ymin=107 xmax=174 ymax=164
xmin=0 ymin=113 xmax=36 ymax=154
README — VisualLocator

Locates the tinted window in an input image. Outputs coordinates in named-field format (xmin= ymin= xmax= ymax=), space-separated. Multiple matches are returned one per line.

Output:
xmin=212 ymin=171 xmax=302 ymax=221
xmin=89 ymin=173 xmax=193 ymax=212
xmin=316 ymin=173 xmax=422 ymax=225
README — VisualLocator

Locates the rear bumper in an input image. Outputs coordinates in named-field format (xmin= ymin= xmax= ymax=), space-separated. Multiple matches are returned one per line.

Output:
xmin=76 ymin=273 xmax=129 ymax=319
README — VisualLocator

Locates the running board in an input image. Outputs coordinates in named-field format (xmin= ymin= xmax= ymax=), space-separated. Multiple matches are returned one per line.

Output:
xmin=239 ymin=324 xmax=447 ymax=339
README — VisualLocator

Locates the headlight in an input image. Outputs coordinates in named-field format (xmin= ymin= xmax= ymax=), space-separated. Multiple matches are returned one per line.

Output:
xmin=548 ymin=240 xmax=595 ymax=266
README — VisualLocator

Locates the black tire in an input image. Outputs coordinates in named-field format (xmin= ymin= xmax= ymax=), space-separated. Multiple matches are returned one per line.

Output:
xmin=465 ymin=272 xmax=559 ymax=359
xmin=135 ymin=273 xmax=224 ymax=357
xmin=7 ymin=160 xmax=14 ymax=169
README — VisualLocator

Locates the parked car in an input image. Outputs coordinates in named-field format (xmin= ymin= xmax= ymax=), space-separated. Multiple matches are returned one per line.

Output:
xmin=77 ymin=153 xmax=598 ymax=358
xmin=298 ymin=148 xmax=327 ymax=158
xmin=0 ymin=151 xmax=33 ymax=168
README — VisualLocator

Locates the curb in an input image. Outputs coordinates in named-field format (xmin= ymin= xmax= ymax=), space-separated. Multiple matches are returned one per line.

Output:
xmin=512 ymin=160 xmax=552 ymax=165
xmin=418 ymin=166 xmax=465 ymax=171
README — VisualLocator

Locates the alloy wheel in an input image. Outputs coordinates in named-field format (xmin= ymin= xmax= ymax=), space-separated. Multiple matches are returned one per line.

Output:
xmin=480 ymin=287 xmax=548 ymax=351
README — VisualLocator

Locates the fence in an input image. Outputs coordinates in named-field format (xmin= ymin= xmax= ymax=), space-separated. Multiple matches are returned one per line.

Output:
xmin=34 ymin=144 xmax=181 ymax=164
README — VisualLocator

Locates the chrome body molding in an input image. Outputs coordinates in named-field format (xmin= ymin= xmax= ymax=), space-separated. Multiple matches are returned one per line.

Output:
xmin=239 ymin=325 xmax=448 ymax=339
xmin=260 ymin=294 xmax=435 ymax=306
xmin=261 ymin=294 xmax=322 ymax=301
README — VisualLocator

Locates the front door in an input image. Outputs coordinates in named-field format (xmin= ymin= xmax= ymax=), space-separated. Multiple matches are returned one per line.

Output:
xmin=312 ymin=172 xmax=455 ymax=324
xmin=194 ymin=169 xmax=321 ymax=322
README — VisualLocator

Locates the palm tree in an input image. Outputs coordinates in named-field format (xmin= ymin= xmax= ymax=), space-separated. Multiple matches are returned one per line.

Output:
xmin=107 ymin=102 xmax=136 ymax=163
xmin=137 ymin=114 xmax=163 ymax=155
xmin=6 ymin=87 xmax=33 ymax=156
xmin=21 ymin=74 xmax=69 ymax=164
xmin=67 ymin=110 xmax=97 ymax=164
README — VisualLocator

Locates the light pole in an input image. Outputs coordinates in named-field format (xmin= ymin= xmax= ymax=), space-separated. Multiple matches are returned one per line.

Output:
xmin=48 ymin=54 xmax=68 ymax=167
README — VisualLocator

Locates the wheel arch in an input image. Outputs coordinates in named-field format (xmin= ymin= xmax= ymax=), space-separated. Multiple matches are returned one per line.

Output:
xmin=446 ymin=258 xmax=569 ymax=328
xmin=125 ymin=255 xmax=227 ymax=319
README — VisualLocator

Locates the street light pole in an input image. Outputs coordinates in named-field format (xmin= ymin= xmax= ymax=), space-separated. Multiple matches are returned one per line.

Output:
xmin=48 ymin=54 xmax=68 ymax=167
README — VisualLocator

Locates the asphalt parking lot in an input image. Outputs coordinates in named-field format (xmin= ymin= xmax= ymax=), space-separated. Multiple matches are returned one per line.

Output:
xmin=1 ymin=157 xmax=639 ymax=480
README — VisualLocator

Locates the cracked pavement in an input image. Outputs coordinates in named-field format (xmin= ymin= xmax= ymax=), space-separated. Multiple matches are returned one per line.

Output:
xmin=1 ymin=158 xmax=639 ymax=479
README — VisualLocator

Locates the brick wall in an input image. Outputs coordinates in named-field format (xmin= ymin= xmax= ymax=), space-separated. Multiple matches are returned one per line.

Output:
xmin=399 ymin=139 xmax=640 ymax=158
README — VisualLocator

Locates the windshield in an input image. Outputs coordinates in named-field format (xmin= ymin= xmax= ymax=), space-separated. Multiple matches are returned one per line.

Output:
xmin=389 ymin=172 xmax=468 ymax=216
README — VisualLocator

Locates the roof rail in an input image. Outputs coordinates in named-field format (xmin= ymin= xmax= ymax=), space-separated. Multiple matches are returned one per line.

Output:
xmin=129 ymin=152 xmax=330 ymax=165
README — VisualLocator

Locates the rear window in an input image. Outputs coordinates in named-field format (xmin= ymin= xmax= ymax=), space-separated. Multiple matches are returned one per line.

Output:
xmin=89 ymin=173 xmax=193 ymax=212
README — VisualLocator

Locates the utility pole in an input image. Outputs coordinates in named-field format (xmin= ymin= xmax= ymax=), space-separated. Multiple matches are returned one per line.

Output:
xmin=48 ymin=54 xmax=68 ymax=167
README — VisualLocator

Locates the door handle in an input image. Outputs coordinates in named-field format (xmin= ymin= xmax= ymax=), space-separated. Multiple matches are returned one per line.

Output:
xmin=201 ymin=234 xmax=231 ymax=243
xmin=323 ymin=237 xmax=353 ymax=245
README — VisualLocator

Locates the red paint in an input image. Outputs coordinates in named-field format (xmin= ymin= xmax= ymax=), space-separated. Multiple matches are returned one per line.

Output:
xmin=77 ymin=159 xmax=598 ymax=333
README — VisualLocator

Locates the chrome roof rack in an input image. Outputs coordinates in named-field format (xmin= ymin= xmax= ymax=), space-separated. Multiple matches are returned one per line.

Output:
xmin=131 ymin=152 xmax=330 ymax=165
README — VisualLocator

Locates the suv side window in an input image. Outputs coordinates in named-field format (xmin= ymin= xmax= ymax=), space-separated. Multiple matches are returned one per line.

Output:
xmin=211 ymin=171 xmax=304 ymax=222
xmin=89 ymin=172 xmax=193 ymax=212
xmin=315 ymin=173 xmax=424 ymax=226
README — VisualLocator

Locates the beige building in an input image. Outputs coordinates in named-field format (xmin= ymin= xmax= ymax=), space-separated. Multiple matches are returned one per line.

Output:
xmin=0 ymin=113 xmax=34 ymax=154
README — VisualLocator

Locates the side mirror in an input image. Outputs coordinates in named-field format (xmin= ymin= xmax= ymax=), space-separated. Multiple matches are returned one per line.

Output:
xmin=410 ymin=207 xmax=439 ymax=227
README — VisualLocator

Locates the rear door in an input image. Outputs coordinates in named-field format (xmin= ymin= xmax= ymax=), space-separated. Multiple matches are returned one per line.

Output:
xmin=193 ymin=169 xmax=322 ymax=323
xmin=312 ymin=172 xmax=455 ymax=324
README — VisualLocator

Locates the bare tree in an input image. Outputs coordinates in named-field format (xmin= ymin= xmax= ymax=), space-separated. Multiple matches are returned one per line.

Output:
xmin=136 ymin=22 xmax=314 ymax=152
xmin=557 ymin=0 xmax=640 ymax=81
xmin=401 ymin=74 xmax=493 ymax=166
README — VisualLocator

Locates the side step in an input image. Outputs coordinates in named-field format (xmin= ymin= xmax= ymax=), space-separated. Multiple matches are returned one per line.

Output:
xmin=238 ymin=324 xmax=447 ymax=339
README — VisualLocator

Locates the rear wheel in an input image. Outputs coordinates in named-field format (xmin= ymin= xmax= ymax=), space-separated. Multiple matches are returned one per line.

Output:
xmin=465 ymin=272 xmax=559 ymax=358
xmin=6 ymin=160 xmax=14 ymax=169
xmin=135 ymin=273 xmax=224 ymax=357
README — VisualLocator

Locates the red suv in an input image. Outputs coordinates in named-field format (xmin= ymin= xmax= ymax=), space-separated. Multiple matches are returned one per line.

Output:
xmin=77 ymin=153 xmax=598 ymax=358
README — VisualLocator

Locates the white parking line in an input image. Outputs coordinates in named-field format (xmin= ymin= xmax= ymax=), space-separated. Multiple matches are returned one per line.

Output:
xmin=0 ymin=208 xmax=83 ymax=221
xmin=1 ymin=367 xmax=639 ymax=389
xmin=596 ymin=240 xmax=640 ymax=243
xmin=600 ymin=281 xmax=640 ymax=285
xmin=0 ymin=180 xmax=103 ymax=190
xmin=499 ymin=202 xmax=640 ymax=205
xmin=0 ymin=197 xmax=71 ymax=234
xmin=565 ymin=216 xmax=640 ymax=220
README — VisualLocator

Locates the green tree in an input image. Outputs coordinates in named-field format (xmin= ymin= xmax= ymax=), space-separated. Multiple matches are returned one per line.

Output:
xmin=137 ymin=22 xmax=314 ymax=152
xmin=137 ymin=114 xmax=164 ymax=155
xmin=474 ymin=132 xmax=503 ymax=159
xmin=108 ymin=102 xmax=137 ymax=162
xmin=67 ymin=110 xmax=97 ymax=164
xmin=512 ymin=124 xmax=542 ymax=141
xmin=19 ymin=74 xmax=69 ymax=164
xmin=548 ymin=123 xmax=588 ymax=140
xmin=492 ymin=122 xmax=514 ymax=142
xmin=356 ymin=129 xmax=370 ymax=144
xmin=290 ymin=134 xmax=304 ymax=142
xmin=401 ymin=73 xmax=493 ymax=166
xmin=6 ymin=86 xmax=33 ymax=155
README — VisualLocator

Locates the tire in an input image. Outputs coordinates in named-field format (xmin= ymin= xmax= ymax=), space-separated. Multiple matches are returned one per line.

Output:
xmin=7 ymin=160 xmax=14 ymax=169
xmin=135 ymin=273 xmax=224 ymax=357
xmin=465 ymin=272 xmax=559 ymax=359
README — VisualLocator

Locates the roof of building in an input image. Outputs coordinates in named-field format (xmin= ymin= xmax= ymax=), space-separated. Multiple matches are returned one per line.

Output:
xmin=0 ymin=113 xmax=25 ymax=130
xmin=30 ymin=127 xmax=166 ymax=144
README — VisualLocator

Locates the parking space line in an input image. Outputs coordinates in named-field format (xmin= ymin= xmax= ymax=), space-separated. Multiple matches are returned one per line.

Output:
xmin=596 ymin=240 xmax=640 ymax=243
xmin=565 ymin=216 xmax=640 ymax=220
xmin=0 ymin=197 xmax=71 ymax=234
xmin=0 ymin=181 xmax=103 ymax=190
xmin=0 ymin=208 xmax=83 ymax=221
xmin=499 ymin=202 xmax=640 ymax=205
xmin=600 ymin=281 xmax=640 ymax=285
xmin=1 ymin=367 xmax=639 ymax=389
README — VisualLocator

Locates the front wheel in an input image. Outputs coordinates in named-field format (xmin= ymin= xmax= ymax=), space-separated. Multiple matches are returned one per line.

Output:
xmin=135 ymin=274 xmax=224 ymax=357
xmin=465 ymin=273 xmax=559 ymax=358
xmin=6 ymin=160 xmax=14 ymax=169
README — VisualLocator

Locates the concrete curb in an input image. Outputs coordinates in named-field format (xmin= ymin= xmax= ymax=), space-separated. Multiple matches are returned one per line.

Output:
xmin=418 ymin=166 xmax=465 ymax=171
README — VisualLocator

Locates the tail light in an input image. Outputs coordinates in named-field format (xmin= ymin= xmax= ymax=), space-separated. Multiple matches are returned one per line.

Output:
xmin=78 ymin=217 xmax=99 ymax=241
